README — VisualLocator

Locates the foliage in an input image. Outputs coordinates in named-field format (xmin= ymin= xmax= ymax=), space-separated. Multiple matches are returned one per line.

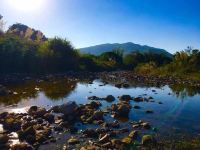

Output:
xmin=134 ymin=61 xmax=157 ymax=74
xmin=1 ymin=21 xmax=200 ymax=80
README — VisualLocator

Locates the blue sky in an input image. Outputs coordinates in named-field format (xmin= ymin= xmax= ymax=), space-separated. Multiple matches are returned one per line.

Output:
xmin=0 ymin=0 xmax=200 ymax=53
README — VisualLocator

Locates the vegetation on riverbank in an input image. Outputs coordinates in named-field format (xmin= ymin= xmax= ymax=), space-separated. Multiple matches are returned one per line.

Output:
xmin=0 ymin=16 xmax=200 ymax=80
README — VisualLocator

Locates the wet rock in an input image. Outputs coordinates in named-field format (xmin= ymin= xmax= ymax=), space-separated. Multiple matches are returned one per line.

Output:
xmin=128 ymin=131 xmax=138 ymax=139
xmin=28 ymin=107 xmax=47 ymax=117
xmin=59 ymin=101 xmax=78 ymax=115
xmin=146 ymin=110 xmax=154 ymax=114
xmin=11 ymin=143 xmax=33 ymax=150
xmin=92 ymin=111 xmax=104 ymax=120
xmin=44 ymin=113 xmax=54 ymax=123
xmin=99 ymin=134 xmax=110 ymax=144
xmin=121 ymin=137 xmax=132 ymax=145
xmin=119 ymin=95 xmax=132 ymax=101
xmin=116 ymin=103 xmax=131 ymax=117
xmin=133 ymin=105 xmax=141 ymax=109
xmin=122 ymin=83 xmax=130 ymax=88
xmin=88 ymin=96 xmax=101 ymax=100
xmin=0 ymin=112 xmax=8 ymax=118
xmin=134 ymin=97 xmax=143 ymax=102
xmin=68 ymin=137 xmax=79 ymax=145
xmin=0 ymin=134 xmax=9 ymax=144
xmin=89 ymin=101 xmax=101 ymax=109
xmin=142 ymin=135 xmax=156 ymax=145
xmin=142 ymin=122 xmax=151 ymax=129
xmin=105 ymin=95 xmax=115 ymax=102
xmin=115 ymin=83 xmax=122 ymax=88
xmin=82 ymin=129 xmax=98 ymax=138
xmin=101 ymin=142 xmax=113 ymax=148
xmin=50 ymin=105 xmax=60 ymax=113
xmin=3 ymin=115 xmax=22 ymax=131
xmin=17 ymin=126 xmax=36 ymax=141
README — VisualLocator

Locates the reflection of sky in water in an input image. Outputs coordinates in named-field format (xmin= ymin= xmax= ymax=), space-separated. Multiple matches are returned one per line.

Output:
xmin=1 ymin=80 xmax=200 ymax=136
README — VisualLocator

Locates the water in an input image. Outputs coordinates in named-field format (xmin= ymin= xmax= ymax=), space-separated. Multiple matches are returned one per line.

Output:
xmin=1 ymin=79 xmax=200 ymax=140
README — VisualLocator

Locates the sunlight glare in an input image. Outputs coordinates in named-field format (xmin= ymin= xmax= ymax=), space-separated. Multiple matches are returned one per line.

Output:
xmin=8 ymin=0 xmax=46 ymax=12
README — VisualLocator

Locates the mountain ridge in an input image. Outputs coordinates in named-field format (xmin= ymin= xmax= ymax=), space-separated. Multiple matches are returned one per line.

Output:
xmin=79 ymin=42 xmax=172 ymax=57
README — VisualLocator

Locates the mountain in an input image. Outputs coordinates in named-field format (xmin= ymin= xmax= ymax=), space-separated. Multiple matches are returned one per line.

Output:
xmin=79 ymin=42 xmax=172 ymax=57
xmin=7 ymin=23 xmax=47 ymax=42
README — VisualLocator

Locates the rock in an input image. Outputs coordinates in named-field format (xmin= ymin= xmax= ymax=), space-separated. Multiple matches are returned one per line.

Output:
xmin=115 ymin=83 xmax=122 ymax=88
xmin=132 ymin=124 xmax=140 ymax=129
xmin=141 ymin=135 xmax=156 ymax=145
xmin=128 ymin=131 xmax=138 ymax=139
xmin=50 ymin=105 xmax=60 ymax=113
xmin=0 ymin=112 xmax=8 ymax=118
xmin=0 ymin=135 xmax=9 ymax=144
xmin=146 ymin=110 xmax=154 ymax=114
xmin=44 ymin=113 xmax=54 ymax=123
xmin=121 ymin=137 xmax=132 ymax=144
xmin=88 ymin=96 xmax=100 ymax=100
xmin=89 ymin=101 xmax=101 ymax=109
xmin=142 ymin=122 xmax=151 ymax=129
xmin=92 ymin=111 xmax=104 ymax=120
xmin=119 ymin=95 xmax=132 ymax=101
xmin=117 ymin=104 xmax=130 ymax=117
xmin=83 ymin=129 xmax=98 ymax=138
xmin=134 ymin=97 xmax=143 ymax=102
xmin=68 ymin=137 xmax=79 ymax=145
xmin=99 ymin=134 xmax=110 ymax=144
xmin=11 ymin=143 xmax=33 ymax=150
xmin=105 ymin=95 xmax=115 ymax=102
xmin=4 ymin=116 xmax=22 ymax=131
xmin=18 ymin=126 xmax=36 ymax=141
xmin=59 ymin=101 xmax=78 ymax=115
xmin=28 ymin=106 xmax=47 ymax=117
xmin=148 ymin=96 xmax=153 ymax=99
xmin=28 ymin=106 xmax=38 ymax=114
xmin=101 ymin=142 xmax=112 ymax=148
xmin=111 ymin=139 xmax=122 ymax=145
xmin=133 ymin=105 xmax=141 ymax=109
xmin=122 ymin=83 xmax=130 ymax=88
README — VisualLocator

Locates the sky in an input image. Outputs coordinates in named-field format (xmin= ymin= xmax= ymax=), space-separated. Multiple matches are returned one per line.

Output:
xmin=0 ymin=0 xmax=200 ymax=53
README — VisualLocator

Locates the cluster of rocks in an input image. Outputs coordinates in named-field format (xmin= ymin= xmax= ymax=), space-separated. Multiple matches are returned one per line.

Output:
xmin=99 ymin=71 xmax=200 ymax=88
xmin=0 ymin=97 xmax=158 ymax=149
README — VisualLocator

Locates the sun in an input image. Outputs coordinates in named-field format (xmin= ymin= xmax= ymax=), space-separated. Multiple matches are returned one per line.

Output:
xmin=8 ymin=0 xmax=46 ymax=12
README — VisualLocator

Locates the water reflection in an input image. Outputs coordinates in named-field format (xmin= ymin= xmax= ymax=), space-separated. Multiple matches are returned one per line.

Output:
xmin=0 ymin=79 xmax=77 ymax=105
xmin=170 ymin=84 xmax=200 ymax=99
xmin=1 ymin=79 xmax=200 ymax=106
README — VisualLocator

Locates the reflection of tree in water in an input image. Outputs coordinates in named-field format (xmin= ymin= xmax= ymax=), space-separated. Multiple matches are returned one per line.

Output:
xmin=0 ymin=81 xmax=38 ymax=105
xmin=40 ymin=79 xmax=77 ymax=100
xmin=170 ymin=84 xmax=200 ymax=99
xmin=0 ymin=79 xmax=77 ymax=105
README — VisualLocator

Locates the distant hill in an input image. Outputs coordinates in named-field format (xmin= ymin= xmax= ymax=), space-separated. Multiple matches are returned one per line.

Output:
xmin=7 ymin=23 xmax=47 ymax=42
xmin=79 ymin=42 xmax=172 ymax=57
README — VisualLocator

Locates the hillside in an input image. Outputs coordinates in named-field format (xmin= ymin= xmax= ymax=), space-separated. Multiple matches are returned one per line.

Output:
xmin=79 ymin=42 xmax=172 ymax=57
